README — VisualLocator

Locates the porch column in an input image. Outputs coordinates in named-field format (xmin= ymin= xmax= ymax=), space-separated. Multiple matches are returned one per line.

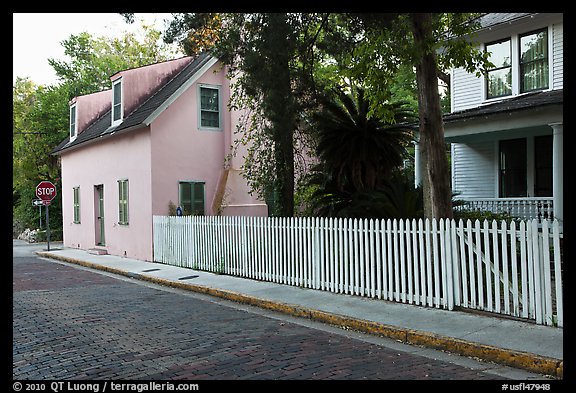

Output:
xmin=413 ymin=140 xmax=422 ymax=188
xmin=549 ymin=122 xmax=563 ymax=224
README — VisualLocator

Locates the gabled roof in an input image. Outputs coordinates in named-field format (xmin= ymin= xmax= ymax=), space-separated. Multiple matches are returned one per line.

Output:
xmin=443 ymin=89 xmax=563 ymax=123
xmin=477 ymin=13 xmax=534 ymax=29
xmin=52 ymin=51 xmax=218 ymax=155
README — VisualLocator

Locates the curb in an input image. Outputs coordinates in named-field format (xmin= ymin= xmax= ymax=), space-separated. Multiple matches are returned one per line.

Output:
xmin=36 ymin=251 xmax=563 ymax=379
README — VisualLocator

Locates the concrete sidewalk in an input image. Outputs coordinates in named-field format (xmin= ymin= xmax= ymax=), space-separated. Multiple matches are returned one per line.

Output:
xmin=35 ymin=247 xmax=563 ymax=378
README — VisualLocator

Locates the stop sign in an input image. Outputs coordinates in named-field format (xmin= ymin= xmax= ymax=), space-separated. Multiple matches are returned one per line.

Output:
xmin=36 ymin=181 xmax=57 ymax=201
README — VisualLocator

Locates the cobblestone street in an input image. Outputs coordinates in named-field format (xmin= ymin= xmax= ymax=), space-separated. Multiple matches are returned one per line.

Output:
xmin=13 ymin=247 xmax=524 ymax=381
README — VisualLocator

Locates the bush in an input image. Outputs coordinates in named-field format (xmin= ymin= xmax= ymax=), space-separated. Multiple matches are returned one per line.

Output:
xmin=36 ymin=229 xmax=63 ymax=242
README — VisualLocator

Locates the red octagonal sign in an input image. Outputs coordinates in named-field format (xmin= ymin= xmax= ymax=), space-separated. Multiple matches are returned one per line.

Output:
xmin=36 ymin=181 xmax=57 ymax=201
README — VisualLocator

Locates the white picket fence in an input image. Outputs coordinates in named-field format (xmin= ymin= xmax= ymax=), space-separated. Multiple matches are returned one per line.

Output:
xmin=153 ymin=215 xmax=563 ymax=327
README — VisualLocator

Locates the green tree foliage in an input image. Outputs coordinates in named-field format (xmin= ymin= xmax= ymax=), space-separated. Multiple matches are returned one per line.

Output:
xmin=48 ymin=25 xmax=179 ymax=96
xmin=340 ymin=13 xmax=492 ymax=219
xmin=13 ymin=24 xmax=179 ymax=235
xmin=300 ymin=85 xmax=418 ymax=218
xmin=156 ymin=13 xmax=492 ymax=219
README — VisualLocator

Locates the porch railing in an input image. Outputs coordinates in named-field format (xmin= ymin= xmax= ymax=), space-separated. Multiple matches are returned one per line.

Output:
xmin=455 ymin=197 xmax=553 ymax=222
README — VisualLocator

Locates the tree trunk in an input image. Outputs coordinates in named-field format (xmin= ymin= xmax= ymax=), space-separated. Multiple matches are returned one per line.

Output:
xmin=410 ymin=13 xmax=453 ymax=219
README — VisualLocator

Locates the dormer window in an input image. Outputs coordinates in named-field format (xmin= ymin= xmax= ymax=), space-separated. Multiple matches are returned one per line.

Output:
xmin=69 ymin=103 xmax=77 ymax=141
xmin=112 ymin=78 xmax=123 ymax=125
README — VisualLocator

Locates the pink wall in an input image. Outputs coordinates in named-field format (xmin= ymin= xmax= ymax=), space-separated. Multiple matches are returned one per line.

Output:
xmin=150 ymin=61 xmax=266 ymax=217
xmin=60 ymin=58 xmax=267 ymax=263
xmin=71 ymin=90 xmax=111 ymax=135
xmin=112 ymin=57 xmax=192 ymax=117
xmin=61 ymin=128 xmax=153 ymax=261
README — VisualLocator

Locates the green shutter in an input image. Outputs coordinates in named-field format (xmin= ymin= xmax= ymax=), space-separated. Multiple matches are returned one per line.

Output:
xmin=118 ymin=180 xmax=129 ymax=224
xmin=179 ymin=181 xmax=205 ymax=216
xmin=73 ymin=187 xmax=80 ymax=223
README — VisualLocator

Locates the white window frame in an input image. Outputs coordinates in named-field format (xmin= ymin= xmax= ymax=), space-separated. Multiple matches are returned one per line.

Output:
xmin=112 ymin=78 xmax=123 ymax=126
xmin=69 ymin=103 xmax=77 ymax=141
xmin=483 ymin=26 xmax=552 ymax=103
xmin=197 ymin=84 xmax=222 ymax=131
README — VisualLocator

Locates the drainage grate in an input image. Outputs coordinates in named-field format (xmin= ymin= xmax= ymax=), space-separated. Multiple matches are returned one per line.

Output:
xmin=178 ymin=275 xmax=199 ymax=280
xmin=141 ymin=268 xmax=161 ymax=272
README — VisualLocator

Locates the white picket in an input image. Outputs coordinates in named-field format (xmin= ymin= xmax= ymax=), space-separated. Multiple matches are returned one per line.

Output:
xmin=152 ymin=216 xmax=562 ymax=327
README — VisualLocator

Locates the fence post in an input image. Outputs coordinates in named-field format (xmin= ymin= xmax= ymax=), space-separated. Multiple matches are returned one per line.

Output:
xmin=552 ymin=220 xmax=563 ymax=327
xmin=443 ymin=219 xmax=454 ymax=310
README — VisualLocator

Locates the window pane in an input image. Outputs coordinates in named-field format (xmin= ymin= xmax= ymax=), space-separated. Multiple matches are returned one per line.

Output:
xmin=486 ymin=40 xmax=511 ymax=68
xmin=487 ymin=68 xmax=512 ymax=98
xmin=70 ymin=106 xmax=76 ymax=136
xmin=520 ymin=30 xmax=548 ymax=92
xmin=200 ymin=87 xmax=220 ymax=128
xmin=113 ymin=82 xmax=122 ymax=121
xmin=201 ymin=111 xmax=219 ymax=128
xmin=521 ymin=31 xmax=547 ymax=62
xmin=200 ymin=88 xmax=218 ymax=111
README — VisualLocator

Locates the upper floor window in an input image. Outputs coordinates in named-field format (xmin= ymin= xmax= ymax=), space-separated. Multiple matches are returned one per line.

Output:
xmin=520 ymin=29 xmax=549 ymax=93
xmin=69 ymin=104 xmax=77 ymax=140
xmin=485 ymin=28 xmax=550 ymax=100
xmin=198 ymin=85 xmax=221 ymax=130
xmin=112 ymin=78 xmax=123 ymax=125
xmin=486 ymin=38 xmax=512 ymax=98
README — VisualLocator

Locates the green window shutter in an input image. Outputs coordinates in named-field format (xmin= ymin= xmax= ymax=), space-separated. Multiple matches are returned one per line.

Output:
xmin=73 ymin=187 xmax=80 ymax=223
xmin=192 ymin=182 xmax=205 ymax=216
xmin=118 ymin=180 xmax=129 ymax=224
xmin=179 ymin=181 xmax=205 ymax=216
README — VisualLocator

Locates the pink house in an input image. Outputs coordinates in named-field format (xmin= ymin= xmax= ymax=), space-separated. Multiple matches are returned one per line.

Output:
xmin=52 ymin=53 xmax=268 ymax=261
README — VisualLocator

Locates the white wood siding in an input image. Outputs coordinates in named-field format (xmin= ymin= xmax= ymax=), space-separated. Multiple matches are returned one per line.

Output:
xmin=451 ymin=67 xmax=483 ymax=112
xmin=452 ymin=141 xmax=496 ymax=199
xmin=552 ymin=22 xmax=563 ymax=89
xmin=451 ymin=19 xmax=563 ymax=112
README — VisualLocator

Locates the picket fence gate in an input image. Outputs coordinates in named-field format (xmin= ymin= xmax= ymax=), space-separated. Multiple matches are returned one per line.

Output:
xmin=153 ymin=215 xmax=563 ymax=327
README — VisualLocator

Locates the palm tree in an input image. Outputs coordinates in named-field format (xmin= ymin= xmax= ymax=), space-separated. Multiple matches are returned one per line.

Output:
xmin=311 ymin=85 xmax=416 ymax=193
xmin=301 ymin=85 xmax=419 ymax=218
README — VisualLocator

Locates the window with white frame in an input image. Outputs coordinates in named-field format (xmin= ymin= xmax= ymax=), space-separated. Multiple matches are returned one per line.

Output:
xmin=118 ymin=179 xmax=129 ymax=225
xmin=485 ymin=27 xmax=550 ymax=99
xmin=70 ymin=104 xmax=77 ymax=140
xmin=520 ymin=28 xmax=549 ymax=93
xmin=198 ymin=85 xmax=221 ymax=130
xmin=486 ymin=38 xmax=512 ymax=98
xmin=112 ymin=78 xmax=123 ymax=125
xmin=73 ymin=186 xmax=80 ymax=223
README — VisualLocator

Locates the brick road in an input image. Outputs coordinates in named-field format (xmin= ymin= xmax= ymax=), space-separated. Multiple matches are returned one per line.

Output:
xmin=13 ymin=253 xmax=512 ymax=380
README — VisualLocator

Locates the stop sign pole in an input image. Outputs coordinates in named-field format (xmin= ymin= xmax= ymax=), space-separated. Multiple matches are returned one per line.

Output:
xmin=36 ymin=181 xmax=57 ymax=251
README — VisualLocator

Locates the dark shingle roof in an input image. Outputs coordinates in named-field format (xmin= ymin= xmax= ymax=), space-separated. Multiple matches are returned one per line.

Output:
xmin=52 ymin=52 xmax=214 ymax=155
xmin=443 ymin=89 xmax=563 ymax=123
xmin=477 ymin=13 xmax=534 ymax=29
